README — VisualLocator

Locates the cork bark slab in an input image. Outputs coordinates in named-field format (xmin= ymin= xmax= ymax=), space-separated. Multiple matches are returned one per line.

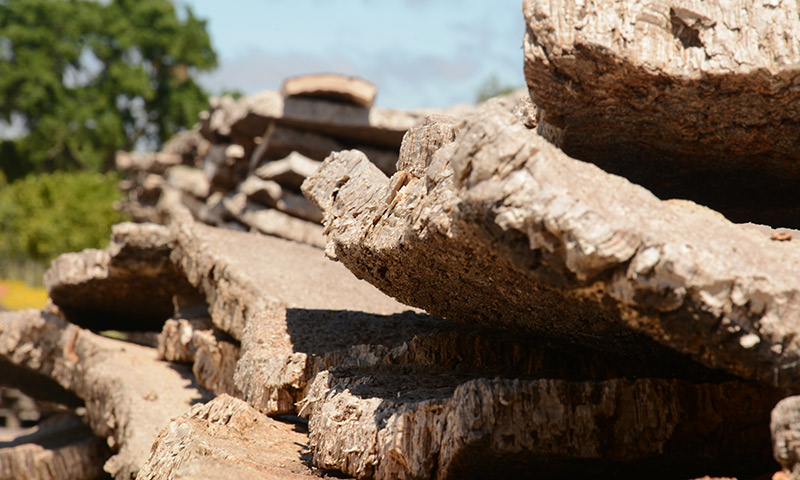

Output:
xmin=136 ymin=394 xmax=328 ymax=480
xmin=0 ymin=309 xmax=212 ymax=479
xmin=303 ymin=99 xmax=800 ymax=391
xmin=305 ymin=368 xmax=780 ymax=480
xmin=281 ymin=73 xmax=378 ymax=109
xmin=0 ymin=413 xmax=110 ymax=480
xmin=44 ymin=222 xmax=197 ymax=330
xmin=200 ymin=90 xmax=427 ymax=150
xmin=522 ymin=0 xmax=800 ymax=227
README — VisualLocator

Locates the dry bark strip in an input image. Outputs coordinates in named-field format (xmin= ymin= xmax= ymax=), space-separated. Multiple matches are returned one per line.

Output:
xmin=157 ymin=318 xmax=240 ymax=397
xmin=0 ymin=413 xmax=111 ymax=480
xmin=44 ymin=222 xmax=197 ymax=330
xmin=255 ymin=151 xmax=323 ymax=190
xmin=281 ymin=73 xmax=378 ymax=109
xmin=250 ymin=126 xmax=399 ymax=177
xmin=136 ymin=394 xmax=325 ymax=480
xmin=219 ymin=191 xmax=327 ymax=248
xmin=166 ymin=166 xmax=210 ymax=199
xmin=238 ymin=175 xmax=323 ymax=223
xmin=167 ymin=202 xmax=410 ymax=341
xmin=0 ymin=309 xmax=212 ymax=479
xmin=522 ymin=0 xmax=800 ymax=226
xmin=167 ymin=194 xmax=725 ymax=428
xmin=200 ymin=90 xmax=427 ymax=149
xmin=303 ymin=99 xmax=800 ymax=390
xmin=157 ymin=318 xmax=214 ymax=364
xmin=165 ymin=203 xmax=417 ymax=413
xmin=286 ymin=311 xmax=779 ymax=479
xmin=305 ymin=369 xmax=780 ymax=480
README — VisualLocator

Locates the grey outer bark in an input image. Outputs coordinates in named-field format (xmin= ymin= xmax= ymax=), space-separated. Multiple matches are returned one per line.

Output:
xmin=302 ymin=99 xmax=800 ymax=390
xmin=136 ymin=395 xmax=322 ymax=480
xmin=44 ymin=222 xmax=197 ymax=331
xmin=0 ymin=309 xmax=212 ymax=479
xmin=522 ymin=0 xmax=800 ymax=227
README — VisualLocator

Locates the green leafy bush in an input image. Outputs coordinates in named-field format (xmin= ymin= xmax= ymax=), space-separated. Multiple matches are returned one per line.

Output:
xmin=0 ymin=171 xmax=126 ymax=264
xmin=0 ymin=0 xmax=217 ymax=180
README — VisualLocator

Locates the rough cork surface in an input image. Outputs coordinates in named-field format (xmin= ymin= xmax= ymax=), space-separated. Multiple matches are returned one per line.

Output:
xmin=168 ymin=203 xmax=410 ymax=340
xmin=522 ymin=0 xmax=800 ymax=226
xmin=306 ymin=369 xmax=780 ymax=480
xmin=165 ymin=204 xmax=423 ymax=414
xmin=136 ymin=394 xmax=325 ymax=480
xmin=158 ymin=318 xmax=240 ymax=397
xmin=0 ymin=309 xmax=212 ymax=479
xmin=44 ymin=222 xmax=197 ymax=330
xmin=158 ymin=317 xmax=215 ymax=364
xmin=303 ymin=100 xmax=800 ymax=391
xmin=0 ymin=413 xmax=111 ymax=480
xmin=772 ymin=396 xmax=800 ymax=479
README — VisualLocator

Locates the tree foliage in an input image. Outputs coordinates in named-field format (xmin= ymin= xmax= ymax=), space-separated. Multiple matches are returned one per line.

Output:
xmin=475 ymin=74 xmax=519 ymax=104
xmin=0 ymin=0 xmax=217 ymax=179
xmin=0 ymin=171 xmax=125 ymax=263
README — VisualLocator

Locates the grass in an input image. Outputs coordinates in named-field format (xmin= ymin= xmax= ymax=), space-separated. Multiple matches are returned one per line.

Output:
xmin=0 ymin=279 xmax=49 ymax=311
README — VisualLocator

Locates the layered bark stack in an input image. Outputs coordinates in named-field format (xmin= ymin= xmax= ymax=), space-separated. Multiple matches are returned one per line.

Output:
xmin=4 ymin=0 xmax=800 ymax=478
xmin=115 ymin=74 xmax=443 ymax=249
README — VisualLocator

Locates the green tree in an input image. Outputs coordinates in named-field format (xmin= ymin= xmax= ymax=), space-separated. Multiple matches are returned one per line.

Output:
xmin=0 ymin=171 xmax=125 ymax=264
xmin=0 ymin=0 xmax=216 ymax=179
xmin=475 ymin=74 xmax=518 ymax=104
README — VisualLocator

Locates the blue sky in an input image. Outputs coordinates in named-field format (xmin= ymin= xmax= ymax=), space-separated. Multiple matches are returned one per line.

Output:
xmin=180 ymin=0 xmax=526 ymax=109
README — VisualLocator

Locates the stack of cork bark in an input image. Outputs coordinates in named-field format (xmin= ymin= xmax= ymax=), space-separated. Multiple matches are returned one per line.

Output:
xmin=4 ymin=1 xmax=800 ymax=479
xmin=115 ymin=74 xmax=473 ymax=249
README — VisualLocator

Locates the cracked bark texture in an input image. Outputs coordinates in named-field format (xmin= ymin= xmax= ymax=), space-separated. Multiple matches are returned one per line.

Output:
xmin=522 ymin=0 xmax=800 ymax=227
xmin=165 ymin=203 xmax=424 ymax=414
xmin=303 ymin=100 xmax=800 ymax=391
xmin=305 ymin=370 xmax=779 ymax=480
xmin=136 ymin=395 xmax=322 ymax=480
xmin=0 ymin=309 xmax=211 ymax=479
xmin=157 ymin=318 xmax=240 ymax=396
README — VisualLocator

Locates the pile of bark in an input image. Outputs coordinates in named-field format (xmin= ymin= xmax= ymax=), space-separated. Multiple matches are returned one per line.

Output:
xmin=5 ymin=1 xmax=800 ymax=479
xmin=115 ymin=74 xmax=473 ymax=248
